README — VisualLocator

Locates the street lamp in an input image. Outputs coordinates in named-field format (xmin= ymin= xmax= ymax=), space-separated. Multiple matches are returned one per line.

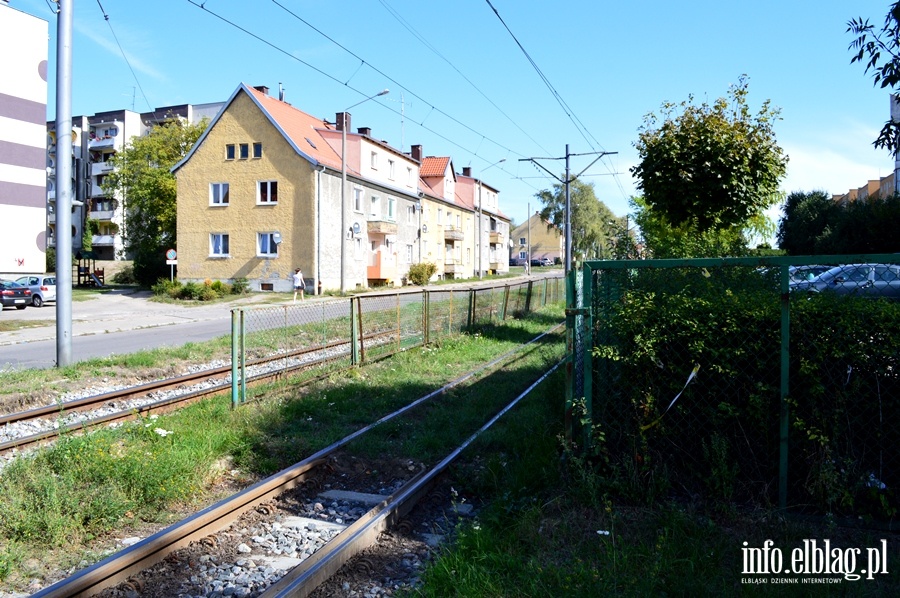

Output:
xmin=476 ymin=158 xmax=506 ymax=280
xmin=340 ymin=89 xmax=389 ymax=293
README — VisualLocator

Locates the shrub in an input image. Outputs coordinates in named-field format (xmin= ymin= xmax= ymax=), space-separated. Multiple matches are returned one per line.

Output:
xmin=151 ymin=278 xmax=181 ymax=298
xmin=178 ymin=281 xmax=203 ymax=300
xmin=199 ymin=287 xmax=218 ymax=302
xmin=231 ymin=278 xmax=249 ymax=295
xmin=111 ymin=265 xmax=136 ymax=284
xmin=407 ymin=262 xmax=437 ymax=286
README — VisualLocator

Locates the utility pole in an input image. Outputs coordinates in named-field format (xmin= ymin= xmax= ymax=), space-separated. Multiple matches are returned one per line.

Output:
xmin=519 ymin=147 xmax=615 ymax=274
xmin=56 ymin=0 xmax=74 ymax=367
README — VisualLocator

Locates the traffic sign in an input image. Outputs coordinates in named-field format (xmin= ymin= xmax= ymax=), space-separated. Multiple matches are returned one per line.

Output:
xmin=166 ymin=248 xmax=177 ymax=260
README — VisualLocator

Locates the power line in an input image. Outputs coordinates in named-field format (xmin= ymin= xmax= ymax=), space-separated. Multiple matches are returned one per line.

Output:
xmin=95 ymin=0 xmax=152 ymax=111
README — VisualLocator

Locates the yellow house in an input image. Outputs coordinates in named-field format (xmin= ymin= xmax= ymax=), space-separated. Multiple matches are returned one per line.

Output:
xmin=509 ymin=212 xmax=563 ymax=265
xmin=418 ymin=152 xmax=474 ymax=279
xmin=172 ymin=83 xmax=420 ymax=292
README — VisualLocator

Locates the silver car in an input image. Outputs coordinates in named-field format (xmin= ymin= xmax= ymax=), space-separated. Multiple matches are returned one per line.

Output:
xmin=15 ymin=275 xmax=56 ymax=307
xmin=790 ymin=264 xmax=900 ymax=299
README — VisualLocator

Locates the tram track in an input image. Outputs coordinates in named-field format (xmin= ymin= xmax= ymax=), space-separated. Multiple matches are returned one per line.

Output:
xmin=0 ymin=328 xmax=407 ymax=458
xmin=30 ymin=325 xmax=563 ymax=597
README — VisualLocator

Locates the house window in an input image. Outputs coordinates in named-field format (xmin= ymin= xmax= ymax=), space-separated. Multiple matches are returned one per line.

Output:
xmin=437 ymin=209 xmax=442 ymax=224
xmin=210 ymin=233 xmax=230 ymax=257
xmin=258 ymin=232 xmax=279 ymax=257
xmin=519 ymin=237 xmax=526 ymax=246
xmin=405 ymin=244 xmax=413 ymax=263
xmin=388 ymin=159 xmax=395 ymax=180
xmin=210 ymin=183 xmax=230 ymax=205
xmin=370 ymin=195 xmax=380 ymax=218
xmin=457 ymin=214 xmax=461 ymax=228
xmin=370 ymin=151 xmax=378 ymax=169
xmin=387 ymin=197 xmax=395 ymax=221
xmin=519 ymin=251 xmax=527 ymax=260
xmin=353 ymin=187 xmax=363 ymax=212
xmin=226 ymin=144 xmax=235 ymax=160
xmin=407 ymin=205 xmax=415 ymax=224
xmin=258 ymin=180 xmax=278 ymax=204
xmin=407 ymin=167 xmax=413 ymax=186
xmin=253 ymin=142 xmax=262 ymax=158
xmin=239 ymin=143 xmax=249 ymax=159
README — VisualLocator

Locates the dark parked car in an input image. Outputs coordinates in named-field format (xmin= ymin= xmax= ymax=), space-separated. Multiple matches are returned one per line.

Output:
xmin=0 ymin=280 xmax=31 ymax=310
xmin=790 ymin=264 xmax=900 ymax=299
xmin=15 ymin=274 xmax=56 ymax=307
xmin=788 ymin=265 xmax=831 ymax=284
xmin=531 ymin=258 xmax=553 ymax=267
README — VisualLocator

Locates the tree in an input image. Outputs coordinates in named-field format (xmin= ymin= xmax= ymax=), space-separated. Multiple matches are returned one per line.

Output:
xmin=535 ymin=178 xmax=619 ymax=261
xmin=104 ymin=119 xmax=207 ymax=286
xmin=631 ymin=77 xmax=788 ymax=233
xmin=776 ymin=190 xmax=840 ymax=255
xmin=848 ymin=3 xmax=900 ymax=155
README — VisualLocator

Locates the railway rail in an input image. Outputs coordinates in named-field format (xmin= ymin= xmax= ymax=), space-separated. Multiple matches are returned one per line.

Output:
xmin=0 ymin=328 xmax=403 ymax=458
xmin=30 ymin=325 xmax=563 ymax=597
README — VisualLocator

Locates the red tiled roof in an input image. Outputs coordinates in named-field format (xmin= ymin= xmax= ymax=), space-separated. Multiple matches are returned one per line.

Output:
xmin=420 ymin=156 xmax=450 ymax=178
xmin=245 ymin=85 xmax=343 ymax=170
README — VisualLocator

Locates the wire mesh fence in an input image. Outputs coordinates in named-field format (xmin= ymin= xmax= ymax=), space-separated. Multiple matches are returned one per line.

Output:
xmin=232 ymin=276 xmax=564 ymax=404
xmin=572 ymin=255 xmax=900 ymax=519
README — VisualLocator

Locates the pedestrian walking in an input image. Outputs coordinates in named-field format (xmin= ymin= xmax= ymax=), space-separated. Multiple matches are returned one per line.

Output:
xmin=293 ymin=268 xmax=305 ymax=302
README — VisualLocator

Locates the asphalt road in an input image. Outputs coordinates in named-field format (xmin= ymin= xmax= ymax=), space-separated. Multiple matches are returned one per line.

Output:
xmin=0 ymin=273 xmax=562 ymax=371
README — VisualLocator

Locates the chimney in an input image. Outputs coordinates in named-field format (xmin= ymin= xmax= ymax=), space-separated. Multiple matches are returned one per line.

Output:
xmin=462 ymin=166 xmax=472 ymax=177
xmin=357 ymin=127 xmax=372 ymax=137
xmin=335 ymin=112 xmax=350 ymax=132
xmin=278 ymin=82 xmax=284 ymax=102
xmin=253 ymin=85 xmax=270 ymax=96
xmin=410 ymin=144 xmax=423 ymax=162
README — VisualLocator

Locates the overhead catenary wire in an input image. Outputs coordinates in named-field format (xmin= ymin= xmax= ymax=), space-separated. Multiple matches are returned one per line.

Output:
xmin=95 ymin=0 xmax=153 ymax=112
xmin=185 ymin=0 xmax=552 ymax=191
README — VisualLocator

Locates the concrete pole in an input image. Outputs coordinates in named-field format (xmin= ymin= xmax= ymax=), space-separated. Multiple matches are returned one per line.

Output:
xmin=55 ymin=0 xmax=74 ymax=367
xmin=340 ymin=115 xmax=347 ymax=293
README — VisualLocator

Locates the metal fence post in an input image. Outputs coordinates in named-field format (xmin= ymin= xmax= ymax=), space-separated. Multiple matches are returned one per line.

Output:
xmin=231 ymin=308 xmax=240 ymax=409
xmin=351 ymin=297 xmax=360 ymax=365
xmin=240 ymin=308 xmax=246 ymax=404
xmin=779 ymin=263 xmax=791 ymax=511
xmin=423 ymin=289 xmax=430 ymax=345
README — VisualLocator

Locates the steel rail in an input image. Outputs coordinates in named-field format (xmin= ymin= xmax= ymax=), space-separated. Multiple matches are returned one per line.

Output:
xmin=30 ymin=324 xmax=563 ymax=598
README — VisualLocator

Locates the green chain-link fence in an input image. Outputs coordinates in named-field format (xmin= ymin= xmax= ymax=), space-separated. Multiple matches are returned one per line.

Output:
xmin=569 ymin=255 xmax=900 ymax=519
xmin=231 ymin=276 xmax=564 ymax=404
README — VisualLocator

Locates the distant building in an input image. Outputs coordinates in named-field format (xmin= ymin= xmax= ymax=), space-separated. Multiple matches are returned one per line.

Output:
xmin=47 ymin=103 xmax=222 ymax=260
xmin=0 ymin=3 xmax=48 ymax=277
xmin=457 ymin=166 xmax=510 ymax=276
xmin=509 ymin=212 xmax=563 ymax=265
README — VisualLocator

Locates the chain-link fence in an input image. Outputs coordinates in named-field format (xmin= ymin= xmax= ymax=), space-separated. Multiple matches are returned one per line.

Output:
xmin=571 ymin=255 xmax=900 ymax=519
xmin=232 ymin=276 xmax=564 ymax=404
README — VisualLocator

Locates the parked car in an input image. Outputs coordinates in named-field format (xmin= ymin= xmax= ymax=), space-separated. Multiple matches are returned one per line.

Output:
xmin=530 ymin=257 xmax=553 ymax=267
xmin=509 ymin=257 xmax=526 ymax=267
xmin=0 ymin=280 xmax=31 ymax=310
xmin=790 ymin=263 xmax=900 ymax=299
xmin=15 ymin=274 xmax=56 ymax=307
xmin=788 ymin=265 xmax=831 ymax=284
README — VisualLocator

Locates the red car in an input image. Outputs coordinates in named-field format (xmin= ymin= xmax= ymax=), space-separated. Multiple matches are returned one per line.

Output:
xmin=0 ymin=279 xmax=31 ymax=310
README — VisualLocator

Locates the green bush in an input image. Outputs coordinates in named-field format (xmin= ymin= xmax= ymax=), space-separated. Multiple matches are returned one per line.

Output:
xmin=231 ymin=278 xmax=249 ymax=295
xmin=111 ymin=265 xmax=137 ymax=284
xmin=178 ymin=281 xmax=203 ymax=300
xmin=407 ymin=262 xmax=437 ymax=286
xmin=151 ymin=278 xmax=181 ymax=298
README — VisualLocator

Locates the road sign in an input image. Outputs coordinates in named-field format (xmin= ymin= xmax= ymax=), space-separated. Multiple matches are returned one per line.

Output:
xmin=166 ymin=248 xmax=177 ymax=260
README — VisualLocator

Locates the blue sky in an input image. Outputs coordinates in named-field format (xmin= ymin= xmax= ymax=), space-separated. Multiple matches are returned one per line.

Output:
xmin=10 ymin=0 xmax=893 ymax=231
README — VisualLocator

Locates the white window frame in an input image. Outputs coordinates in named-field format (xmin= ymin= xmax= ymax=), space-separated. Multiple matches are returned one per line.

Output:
xmin=387 ymin=196 xmax=396 ymax=221
xmin=210 ymin=182 xmax=229 ymax=206
xmin=520 ymin=237 xmax=526 ymax=246
xmin=370 ymin=151 xmax=378 ymax=170
xmin=437 ymin=209 xmax=442 ymax=225
xmin=225 ymin=144 xmax=235 ymax=160
xmin=370 ymin=195 xmax=380 ymax=219
xmin=257 ymin=180 xmax=278 ymax=204
xmin=353 ymin=187 xmax=363 ymax=212
xmin=257 ymin=232 xmax=279 ymax=257
xmin=210 ymin=233 xmax=230 ymax=257
xmin=388 ymin=159 xmax=395 ymax=180
xmin=252 ymin=142 xmax=262 ymax=158
xmin=405 ymin=244 xmax=413 ymax=263
xmin=407 ymin=205 xmax=415 ymax=224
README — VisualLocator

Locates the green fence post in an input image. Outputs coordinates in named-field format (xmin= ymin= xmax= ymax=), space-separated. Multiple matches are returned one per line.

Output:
xmin=565 ymin=269 xmax=577 ymax=445
xmin=779 ymin=263 xmax=791 ymax=511
xmin=468 ymin=289 xmax=476 ymax=327
xmin=423 ymin=289 xmax=430 ymax=345
xmin=582 ymin=264 xmax=593 ymax=452
xmin=501 ymin=285 xmax=510 ymax=320
xmin=231 ymin=308 xmax=239 ymax=409
xmin=351 ymin=297 xmax=360 ymax=365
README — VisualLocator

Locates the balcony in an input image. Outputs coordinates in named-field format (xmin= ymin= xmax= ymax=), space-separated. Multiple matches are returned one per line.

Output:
xmin=444 ymin=261 xmax=464 ymax=274
xmin=444 ymin=226 xmax=465 ymax=242
xmin=367 ymin=250 xmax=397 ymax=281
xmin=90 ymin=209 xmax=115 ymax=221
xmin=489 ymin=261 xmax=502 ymax=271
xmin=88 ymin=136 xmax=121 ymax=152
xmin=489 ymin=231 xmax=502 ymax=244
xmin=367 ymin=218 xmax=397 ymax=235
xmin=91 ymin=161 xmax=115 ymax=176
xmin=92 ymin=235 xmax=116 ymax=246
